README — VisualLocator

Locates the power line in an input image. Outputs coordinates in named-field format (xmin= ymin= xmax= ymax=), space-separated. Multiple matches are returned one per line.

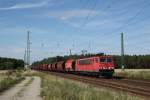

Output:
xmin=91 ymin=0 xmax=150 ymax=43
xmin=114 ymin=0 xmax=150 ymax=32
xmin=114 ymin=13 xmax=150 ymax=31
xmin=80 ymin=0 xmax=120 ymax=28
xmin=103 ymin=0 xmax=150 ymax=39
xmin=80 ymin=0 xmax=98 ymax=27
xmin=79 ymin=0 xmax=91 ymax=10
xmin=89 ymin=0 xmax=120 ymax=22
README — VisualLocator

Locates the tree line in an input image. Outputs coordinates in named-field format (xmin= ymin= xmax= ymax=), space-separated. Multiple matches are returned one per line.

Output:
xmin=0 ymin=57 xmax=24 ymax=70
xmin=32 ymin=54 xmax=150 ymax=69
xmin=114 ymin=55 xmax=150 ymax=69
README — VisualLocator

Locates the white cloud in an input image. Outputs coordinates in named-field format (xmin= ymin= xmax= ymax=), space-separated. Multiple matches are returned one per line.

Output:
xmin=46 ymin=9 xmax=101 ymax=20
xmin=63 ymin=18 xmax=123 ymax=30
xmin=38 ymin=9 xmax=124 ymax=29
xmin=36 ymin=9 xmax=106 ymax=28
xmin=0 ymin=0 xmax=50 ymax=10
xmin=59 ymin=10 xmax=100 ymax=20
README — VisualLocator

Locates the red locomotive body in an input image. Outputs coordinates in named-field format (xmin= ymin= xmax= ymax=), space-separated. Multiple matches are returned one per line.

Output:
xmin=76 ymin=56 xmax=114 ymax=76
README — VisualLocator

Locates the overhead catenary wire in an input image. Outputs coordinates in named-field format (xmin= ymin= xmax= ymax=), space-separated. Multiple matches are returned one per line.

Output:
xmin=73 ymin=0 xmax=120 ymax=53
xmin=88 ymin=0 xmax=121 ymax=22
xmin=80 ymin=0 xmax=150 ymax=39
xmin=92 ymin=0 xmax=150 ymax=43
xmin=112 ymin=0 xmax=150 ymax=33
xmin=80 ymin=0 xmax=121 ymax=28
xmin=79 ymin=0 xmax=91 ymax=10
xmin=80 ymin=0 xmax=98 ymax=28
xmin=40 ymin=1 xmax=150 ymax=57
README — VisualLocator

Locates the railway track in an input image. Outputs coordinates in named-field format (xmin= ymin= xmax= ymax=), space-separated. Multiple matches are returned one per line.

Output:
xmin=43 ymin=71 xmax=150 ymax=98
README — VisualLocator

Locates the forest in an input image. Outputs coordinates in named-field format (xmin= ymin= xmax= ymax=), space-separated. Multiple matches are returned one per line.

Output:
xmin=0 ymin=57 xmax=24 ymax=70
xmin=1 ymin=54 xmax=149 ymax=70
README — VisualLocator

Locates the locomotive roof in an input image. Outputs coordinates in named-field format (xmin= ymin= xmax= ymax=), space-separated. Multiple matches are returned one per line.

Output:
xmin=77 ymin=56 xmax=113 ymax=60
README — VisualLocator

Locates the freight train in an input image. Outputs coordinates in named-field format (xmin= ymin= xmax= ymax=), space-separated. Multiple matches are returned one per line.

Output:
xmin=32 ymin=56 xmax=115 ymax=77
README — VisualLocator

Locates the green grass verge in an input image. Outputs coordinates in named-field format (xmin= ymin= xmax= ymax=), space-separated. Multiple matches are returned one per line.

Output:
xmin=0 ymin=70 xmax=25 ymax=92
xmin=28 ymin=71 xmax=142 ymax=100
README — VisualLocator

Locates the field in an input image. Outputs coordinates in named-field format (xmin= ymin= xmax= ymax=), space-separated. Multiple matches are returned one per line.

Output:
xmin=0 ymin=70 xmax=148 ymax=100
xmin=0 ymin=70 xmax=25 ymax=92
xmin=27 ymin=71 xmax=144 ymax=100
xmin=115 ymin=69 xmax=150 ymax=79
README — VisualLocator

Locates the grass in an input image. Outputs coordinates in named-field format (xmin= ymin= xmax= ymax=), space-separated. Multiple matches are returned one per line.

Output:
xmin=114 ymin=70 xmax=150 ymax=79
xmin=28 ymin=71 xmax=143 ymax=100
xmin=0 ymin=70 xmax=25 ymax=92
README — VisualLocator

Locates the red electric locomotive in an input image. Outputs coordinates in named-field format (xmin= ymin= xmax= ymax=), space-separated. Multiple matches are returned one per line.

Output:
xmin=75 ymin=56 xmax=114 ymax=76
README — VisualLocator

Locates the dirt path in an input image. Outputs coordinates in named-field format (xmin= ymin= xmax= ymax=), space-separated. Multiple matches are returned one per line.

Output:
xmin=0 ymin=76 xmax=42 ymax=100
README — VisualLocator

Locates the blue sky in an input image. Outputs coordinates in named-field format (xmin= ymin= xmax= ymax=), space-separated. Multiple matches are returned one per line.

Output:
xmin=0 ymin=0 xmax=150 ymax=62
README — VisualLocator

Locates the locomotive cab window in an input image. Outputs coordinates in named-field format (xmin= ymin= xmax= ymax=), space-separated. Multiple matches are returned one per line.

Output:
xmin=107 ymin=58 xmax=112 ymax=62
xmin=79 ymin=59 xmax=92 ymax=65
xmin=100 ymin=58 xmax=112 ymax=62
xmin=95 ymin=58 xmax=99 ymax=63
xmin=100 ymin=58 xmax=106 ymax=62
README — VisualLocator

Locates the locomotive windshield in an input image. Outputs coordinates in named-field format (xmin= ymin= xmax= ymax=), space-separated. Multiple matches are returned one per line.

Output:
xmin=100 ymin=58 xmax=112 ymax=62
xmin=107 ymin=58 xmax=112 ymax=62
xmin=100 ymin=58 xmax=106 ymax=62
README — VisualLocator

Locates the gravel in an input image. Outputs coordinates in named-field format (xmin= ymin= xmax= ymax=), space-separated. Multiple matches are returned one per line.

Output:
xmin=0 ymin=76 xmax=42 ymax=100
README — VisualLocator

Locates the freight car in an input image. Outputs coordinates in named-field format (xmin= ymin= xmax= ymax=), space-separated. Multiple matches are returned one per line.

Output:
xmin=33 ymin=56 xmax=115 ymax=77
